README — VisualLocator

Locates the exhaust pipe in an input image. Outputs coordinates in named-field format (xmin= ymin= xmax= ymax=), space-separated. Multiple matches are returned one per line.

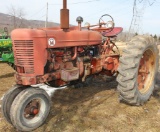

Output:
xmin=60 ymin=0 xmax=69 ymax=30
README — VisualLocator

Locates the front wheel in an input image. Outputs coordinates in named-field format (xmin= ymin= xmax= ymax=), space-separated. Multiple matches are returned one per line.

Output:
xmin=10 ymin=88 xmax=51 ymax=132
xmin=1 ymin=85 xmax=27 ymax=124
xmin=117 ymin=35 xmax=159 ymax=105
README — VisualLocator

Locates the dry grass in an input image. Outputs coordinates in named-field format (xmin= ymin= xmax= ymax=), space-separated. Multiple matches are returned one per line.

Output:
xmin=0 ymin=63 xmax=160 ymax=132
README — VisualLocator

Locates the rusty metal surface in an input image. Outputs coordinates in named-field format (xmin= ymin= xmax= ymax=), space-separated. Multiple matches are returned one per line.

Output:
xmin=60 ymin=9 xmax=69 ymax=30
xmin=61 ymin=67 xmax=79 ymax=82
xmin=138 ymin=49 xmax=155 ymax=93
xmin=11 ymin=0 xmax=121 ymax=86
xmin=24 ymin=99 xmax=40 ymax=119
xmin=63 ymin=0 xmax=67 ymax=9
xmin=12 ymin=30 xmax=120 ymax=86
xmin=15 ymin=71 xmax=61 ymax=85
xmin=60 ymin=0 xmax=69 ymax=30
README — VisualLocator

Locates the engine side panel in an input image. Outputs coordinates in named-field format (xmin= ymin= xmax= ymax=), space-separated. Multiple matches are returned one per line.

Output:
xmin=46 ymin=30 xmax=102 ymax=48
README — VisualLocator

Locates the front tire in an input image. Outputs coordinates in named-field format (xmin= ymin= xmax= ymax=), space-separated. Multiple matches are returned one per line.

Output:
xmin=10 ymin=88 xmax=51 ymax=132
xmin=117 ymin=35 xmax=159 ymax=105
xmin=1 ymin=85 xmax=27 ymax=124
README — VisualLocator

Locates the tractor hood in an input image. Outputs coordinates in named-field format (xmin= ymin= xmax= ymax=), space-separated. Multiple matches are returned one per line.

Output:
xmin=11 ymin=27 xmax=102 ymax=48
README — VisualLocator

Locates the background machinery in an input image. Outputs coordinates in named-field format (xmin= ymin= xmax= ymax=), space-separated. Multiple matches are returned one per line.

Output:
xmin=0 ymin=27 xmax=14 ymax=66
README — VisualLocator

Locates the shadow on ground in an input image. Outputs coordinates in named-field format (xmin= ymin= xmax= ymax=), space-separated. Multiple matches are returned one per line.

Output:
xmin=35 ymin=77 xmax=119 ymax=132
xmin=0 ymin=72 xmax=14 ymax=79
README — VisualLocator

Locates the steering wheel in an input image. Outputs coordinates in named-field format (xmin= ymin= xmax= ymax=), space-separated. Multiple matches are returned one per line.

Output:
xmin=99 ymin=14 xmax=114 ymax=34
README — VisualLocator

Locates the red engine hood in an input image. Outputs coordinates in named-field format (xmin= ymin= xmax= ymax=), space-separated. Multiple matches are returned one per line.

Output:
xmin=45 ymin=28 xmax=102 ymax=48
xmin=11 ymin=28 xmax=102 ymax=48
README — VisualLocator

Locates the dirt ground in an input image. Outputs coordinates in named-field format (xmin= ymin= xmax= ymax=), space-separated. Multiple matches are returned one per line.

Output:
xmin=1 ymin=63 xmax=160 ymax=132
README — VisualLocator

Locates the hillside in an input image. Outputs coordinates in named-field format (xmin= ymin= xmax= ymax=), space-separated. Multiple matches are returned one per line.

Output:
xmin=0 ymin=12 xmax=59 ymax=33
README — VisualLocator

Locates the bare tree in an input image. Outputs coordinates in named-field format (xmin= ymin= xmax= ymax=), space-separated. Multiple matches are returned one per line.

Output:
xmin=7 ymin=5 xmax=26 ymax=28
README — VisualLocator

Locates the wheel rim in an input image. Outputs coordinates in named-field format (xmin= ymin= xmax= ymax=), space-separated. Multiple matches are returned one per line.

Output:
xmin=22 ymin=97 xmax=47 ymax=125
xmin=138 ymin=48 xmax=156 ymax=94
xmin=24 ymin=99 xmax=40 ymax=119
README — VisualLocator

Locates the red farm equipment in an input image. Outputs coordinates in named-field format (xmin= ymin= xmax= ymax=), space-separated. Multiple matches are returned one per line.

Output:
xmin=2 ymin=0 xmax=159 ymax=131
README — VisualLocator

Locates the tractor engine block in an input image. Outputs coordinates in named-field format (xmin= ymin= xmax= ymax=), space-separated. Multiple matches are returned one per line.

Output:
xmin=42 ymin=42 xmax=119 ymax=87
xmin=44 ymin=45 xmax=101 ymax=86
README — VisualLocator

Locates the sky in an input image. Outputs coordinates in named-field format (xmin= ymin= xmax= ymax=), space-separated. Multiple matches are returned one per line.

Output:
xmin=0 ymin=0 xmax=159 ymax=35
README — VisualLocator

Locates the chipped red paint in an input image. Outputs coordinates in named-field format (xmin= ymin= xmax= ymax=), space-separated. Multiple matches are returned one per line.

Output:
xmin=138 ymin=52 xmax=150 ymax=90
xmin=11 ymin=0 xmax=122 ymax=86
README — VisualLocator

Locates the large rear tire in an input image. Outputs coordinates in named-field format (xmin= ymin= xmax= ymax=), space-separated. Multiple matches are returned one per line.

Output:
xmin=10 ymin=88 xmax=51 ymax=132
xmin=117 ymin=35 xmax=159 ymax=105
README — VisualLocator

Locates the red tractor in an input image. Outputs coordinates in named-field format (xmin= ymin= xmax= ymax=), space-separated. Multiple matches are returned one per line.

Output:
xmin=2 ymin=0 xmax=159 ymax=131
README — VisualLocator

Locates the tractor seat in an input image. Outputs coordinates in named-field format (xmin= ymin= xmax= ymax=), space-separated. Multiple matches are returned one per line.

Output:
xmin=102 ymin=27 xmax=123 ymax=37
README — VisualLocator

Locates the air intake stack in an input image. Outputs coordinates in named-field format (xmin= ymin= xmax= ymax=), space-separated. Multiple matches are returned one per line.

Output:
xmin=60 ymin=0 xmax=69 ymax=30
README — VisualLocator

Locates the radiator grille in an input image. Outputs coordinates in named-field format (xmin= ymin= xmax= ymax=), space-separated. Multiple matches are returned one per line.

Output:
xmin=14 ymin=40 xmax=34 ymax=74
